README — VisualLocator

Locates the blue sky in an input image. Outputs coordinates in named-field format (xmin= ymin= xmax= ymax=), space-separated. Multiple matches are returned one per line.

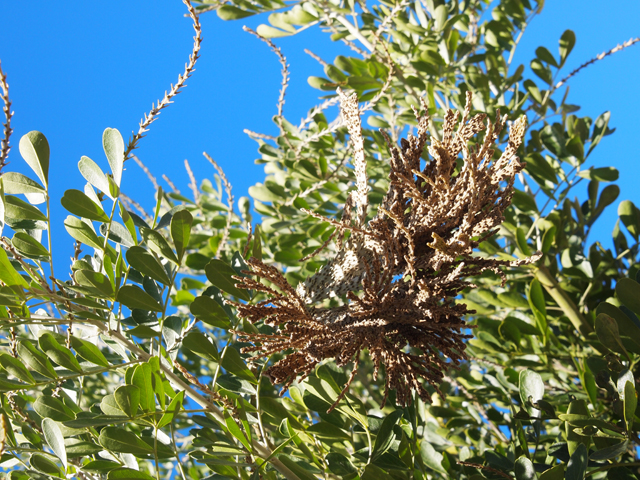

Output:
xmin=1 ymin=1 xmax=639 ymax=264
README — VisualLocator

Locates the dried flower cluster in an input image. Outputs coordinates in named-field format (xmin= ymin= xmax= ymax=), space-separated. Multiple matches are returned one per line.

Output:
xmin=232 ymin=90 xmax=539 ymax=407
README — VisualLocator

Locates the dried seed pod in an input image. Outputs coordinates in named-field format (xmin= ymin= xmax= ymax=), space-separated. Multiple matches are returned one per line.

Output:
xmin=232 ymin=92 xmax=540 ymax=408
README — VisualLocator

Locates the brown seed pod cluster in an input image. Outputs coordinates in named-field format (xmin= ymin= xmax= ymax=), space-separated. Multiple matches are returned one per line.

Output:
xmin=230 ymin=91 xmax=540 ymax=408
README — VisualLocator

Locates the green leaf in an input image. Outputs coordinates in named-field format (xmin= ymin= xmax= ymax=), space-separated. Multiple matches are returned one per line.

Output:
xmin=373 ymin=410 xmax=403 ymax=460
xmin=103 ymin=128 xmax=124 ymax=186
xmin=420 ymin=440 xmax=447 ymax=474
xmin=539 ymin=464 xmax=564 ymax=480
xmin=81 ymin=460 xmax=121 ymax=473
xmin=132 ymin=363 xmax=155 ymax=412
xmin=278 ymin=456 xmax=318 ymax=480
xmin=39 ymin=332 xmax=83 ymax=373
xmin=565 ymin=443 xmax=587 ymax=480
xmin=596 ymin=302 xmax=640 ymax=345
xmin=514 ymin=456 xmax=535 ymax=480
xmin=33 ymin=396 xmax=76 ymax=422
xmin=182 ymin=331 xmax=219 ymax=362
xmin=30 ymin=452 xmax=63 ymax=478
xmin=595 ymin=313 xmax=628 ymax=357
xmin=70 ymin=336 xmax=109 ymax=367
xmin=117 ymin=285 xmax=163 ymax=312
xmin=158 ymin=390 xmax=184 ymax=428
xmin=519 ymin=369 xmax=544 ymax=417
xmin=205 ymin=259 xmax=250 ymax=301
xmin=1 ymin=172 xmax=45 ymax=195
xmin=217 ymin=5 xmax=255 ymax=20
xmin=619 ymin=200 xmax=640 ymax=240
xmin=107 ymin=468 xmax=156 ymax=480
xmin=79 ymin=156 xmax=111 ymax=197
xmin=42 ymin=418 xmax=67 ymax=469
xmin=64 ymin=216 xmax=103 ymax=250
xmin=527 ymin=279 xmax=547 ymax=335
xmin=221 ymin=347 xmax=256 ymax=384
xmin=19 ymin=131 xmax=50 ymax=187
xmin=126 ymin=246 xmax=171 ymax=285
xmin=590 ymin=440 xmax=629 ymax=460
xmin=101 ymin=221 xmax=134 ymax=248
xmin=0 ymin=353 xmax=35 ymax=384
xmin=224 ymin=410 xmax=252 ymax=451
xmin=189 ymin=295 xmax=231 ymax=328
xmin=4 ymin=195 xmax=48 ymax=222
xmin=12 ymin=232 xmax=49 ymax=258
xmin=61 ymin=189 xmax=110 ymax=222
xmin=588 ymin=111 xmax=612 ymax=156
xmin=360 ymin=464 xmax=393 ymax=480
xmin=559 ymin=29 xmax=576 ymax=65
xmin=141 ymin=228 xmax=179 ymax=265
xmin=17 ymin=340 xmax=57 ymax=379
xmin=0 ymin=248 xmax=27 ymax=287
xmin=535 ymin=46 xmax=558 ymax=67
xmin=326 ymin=452 xmax=357 ymax=475
xmin=624 ymin=380 xmax=636 ymax=431
xmin=64 ymin=413 xmax=128 ymax=428
xmin=99 ymin=427 xmax=154 ymax=455
xmin=578 ymin=166 xmax=619 ymax=182
xmin=114 ymin=385 xmax=140 ymax=418
xmin=171 ymin=209 xmax=192 ymax=262
xmin=75 ymin=269 xmax=114 ymax=298
xmin=256 ymin=24 xmax=293 ymax=38
xmin=433 ymin=4 xmax=448 ymax=30
xmin=616 ymin=278 xmax=640 ymax=317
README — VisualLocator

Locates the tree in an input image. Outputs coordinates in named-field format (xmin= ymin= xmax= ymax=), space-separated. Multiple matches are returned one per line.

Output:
xmin=0 ymin=0 xmax=639 ymax=478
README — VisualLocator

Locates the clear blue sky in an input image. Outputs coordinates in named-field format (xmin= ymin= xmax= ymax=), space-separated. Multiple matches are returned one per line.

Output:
xmin=1 ymin=1 xmax=639 ymax=263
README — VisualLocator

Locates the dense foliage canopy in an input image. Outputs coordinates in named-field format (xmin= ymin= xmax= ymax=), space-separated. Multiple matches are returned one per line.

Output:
xmin=0 ymin=0 xmax=639 ymax=479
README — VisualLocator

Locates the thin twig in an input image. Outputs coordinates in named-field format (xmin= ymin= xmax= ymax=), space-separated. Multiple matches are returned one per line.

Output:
xmin=555 ymin=36 xmax=640 ymax=89
xmin=243 ymin=129 xmax=277 ymax=141
xmin=131 ymin=154 xmax=159 ymax=190
xmin=124 ymin=0 xmax=202 ymax=160
xmin=162 ymin=174 xmax=180 ymax=194
xmin=184 ymin=159 xmax=199 ymax=203
xmin=370 ymin=0 xmax=411 ymax=53
xmin=304 ymin=49 xmax=328 ymax=67
xmin=298 ymin=96 xmax=340 ymax=132
xmin=0 ymin=60 xmax=13 ymax=170
xmin=203 ymin=152 xmax=233 ymax=256
xmin=242 ymin=27 xmax=290 ymax=140
xmin=120 ymin=192 xmax=153 ymax=222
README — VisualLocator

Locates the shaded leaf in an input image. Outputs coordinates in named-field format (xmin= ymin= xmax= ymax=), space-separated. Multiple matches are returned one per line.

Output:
xmin=141 ymin=228 xmax=179 ymax=265
xmin=182 ymin=331 xmax=219 ymax=362
xmin=205 ymin=259 xmax=250 ymax=300
xmin=17 ymin=340 xmax=57 ymax=379
xmin=39 ymin=332 xmax=83 ymax=373
xmin=70 ymin=336 xmax=109 ymax=367
xmin=61 ymin=189 xmax=110 ymax=222
xmin=64 ymin=216 xmax=103 ymax=250
xmin=5 ymin=195 xmax=48 ymax=222
xmin=117 ymin=285 xmax=163 ymax=312
xmin=99 ymin=427 xmax=154 ymax=455
xmin=126 ymin=246 xmax=171 ymax=285
xmin=170 ymin=209 xmax=192 ymax=262
xmin=519 ymin=369 xmax=544 ymax=417
xmin=0 ymin=353 xmax=34 ymax=384
xmin=114 ymin=385 xmax=140 ymax=418
xmin=33 ymin=396 xmax=76 ymax=422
